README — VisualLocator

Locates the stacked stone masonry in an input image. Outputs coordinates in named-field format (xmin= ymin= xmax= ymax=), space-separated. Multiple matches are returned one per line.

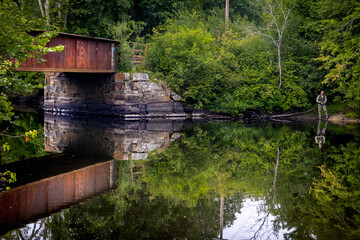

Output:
xmin=44 ymin=114 xmax=183 ymax=160
xmin=45 ymin=72 xmax=202 ymax=118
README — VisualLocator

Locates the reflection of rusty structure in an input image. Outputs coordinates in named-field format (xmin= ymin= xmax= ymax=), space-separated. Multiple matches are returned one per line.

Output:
xmin=17 ymin=32 xmax=118 ymax=73
xmin=0 ymin=159 xmax=115 ymax=234
xmin=44 ymin=114 xmax=184 ymax=160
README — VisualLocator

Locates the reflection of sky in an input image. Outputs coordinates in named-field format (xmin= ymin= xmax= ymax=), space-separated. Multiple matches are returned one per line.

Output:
xmin=5 ymin=213 xmax=66 ymax=239
xmin=9 ymin=218 xmax=48 ymax=240
xmin=222 ymin=197 xmax=292 ymax=240
xmin=7 ymin=197 xmax=294 ymax=240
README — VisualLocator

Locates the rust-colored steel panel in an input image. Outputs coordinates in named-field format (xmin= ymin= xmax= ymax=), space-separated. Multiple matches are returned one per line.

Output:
xmin=17 ymin=32 xmax=118 ymax=73
xmin=48 ymin=37 xmax=65 ymax=69
xmin=2 ymin=191 xmax=19 ymax=224
xmin=76 ymin=38 xmax=91 ymax=70
xmin=19 ymin=187 xmax=31 ymax=220
xmin=86 ymin=167 xmax=96 ymax=196
xmin=48 ymin=176 xmax=64 ymax=211
xmin=97 ymin=41 xmax=111 ymax=71
xmin=75 ymin=170 xmax=86 ymax=200
xmin=95 ymin=163 xmax=110 ymax=192
xmin=64 ymin=37 xmax=76 ymax=69
xmin=23 ymin=56 xmax=33 ymax=68
xmin=30 ymin=181 xmax=47 ymax=216
xmin=90 ymin=40 xmax=98 ymax=70
xmin=64 ymin=172 xmax=75 ymax=204
xmin=0 ymin=194 xmax=3 ymax=224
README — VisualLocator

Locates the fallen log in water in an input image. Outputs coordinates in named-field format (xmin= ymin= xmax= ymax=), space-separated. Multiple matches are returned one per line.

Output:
xmin=270 ymin=109 xmax=314 ymax=119
xmin=239 ymin=109 xmax=314 ymax=121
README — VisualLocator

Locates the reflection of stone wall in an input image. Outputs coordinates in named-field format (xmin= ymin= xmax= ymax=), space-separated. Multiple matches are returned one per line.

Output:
xmin=44 ymin=72 xmax=202 ymax=118
xmin=45 ymin=115 xmax=183 ymax=160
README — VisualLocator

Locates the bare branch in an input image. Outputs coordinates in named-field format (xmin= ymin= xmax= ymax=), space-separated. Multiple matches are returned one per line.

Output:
xmin=258 ymin=31 xmax=278 ymax=46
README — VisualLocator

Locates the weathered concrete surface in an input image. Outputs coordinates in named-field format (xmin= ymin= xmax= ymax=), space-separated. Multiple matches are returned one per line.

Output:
xmin=44 ymin=72 xmax=203 ymax=118
xmin=44 ymin=114 xmax=185 ymax=160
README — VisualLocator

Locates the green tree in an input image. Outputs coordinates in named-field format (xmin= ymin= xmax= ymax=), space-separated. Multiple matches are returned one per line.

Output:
xmin=313 ymin=0 xmax=360 ymax=112
xmin=0 ymin=0 xmax=62 ymax=168
xmin=65 ymin=0 xmax=132 ymax=38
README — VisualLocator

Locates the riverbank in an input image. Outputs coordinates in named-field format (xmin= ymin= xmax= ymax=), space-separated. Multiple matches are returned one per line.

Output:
xmin=8 ymin=89 xmax=360 ymax=124
xmin=289 ymin=112 xmax=360 ymax=124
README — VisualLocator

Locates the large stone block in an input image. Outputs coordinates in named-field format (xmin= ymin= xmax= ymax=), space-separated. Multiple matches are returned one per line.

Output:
xmin=131 ymin=153 xmax=148 ymax=160
xmin=132 ymin=73 xmax=149 ymax=81
xmin=145 ymin=82 xmax=164 ymax=91
xmin=114 ymin=73 xmax=130 ymax=81
xmin=123 ymin=121 xmax=146 ymax=130
xmin=147 ymin=102 xmax=173 ymax=113
xmin=114 ymin=94 xmax=126 ymax=101
xmin=125 ymin=104 xmax=140 ymax=114
xmin=146 ymin=121 xmax=174 ymax=131
xmin=115 ymin=82 xmax=125 ymax=91
xmin=125 ymin=94 xmax=142 ymax=103
xmin=171 ymin=92 xmax=182 ymax=101
xmin=173 ymin=102 xmax=184 ymax=113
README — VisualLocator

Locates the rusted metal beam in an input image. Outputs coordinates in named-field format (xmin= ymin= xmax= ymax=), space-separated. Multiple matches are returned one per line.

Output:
xmin=0 ymin=159 xmax=116 ymax=234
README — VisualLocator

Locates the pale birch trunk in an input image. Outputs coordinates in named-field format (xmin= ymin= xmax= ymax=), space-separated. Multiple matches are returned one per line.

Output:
xmin=57 ymin=0 xmax=61 ymax=21
xmin=37 ymin=0 xmax=45 ymax=17
xmin=45 ymin=0 xmax=50 ymax=25
xmin=257 ymin=0 xmax=291 ymax=89
xmin=225 ymin=0 xmax=229 ymax=28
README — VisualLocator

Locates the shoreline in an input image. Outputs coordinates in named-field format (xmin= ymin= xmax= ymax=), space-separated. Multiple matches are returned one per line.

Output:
xmin=288 ymin=113 xmax=360 ymax=124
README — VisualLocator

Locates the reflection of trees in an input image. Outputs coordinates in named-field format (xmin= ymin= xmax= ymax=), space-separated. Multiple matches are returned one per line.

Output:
xmin=5 ymin=122 xmax=360 ymax=240
xmin=143 ymin=122 xmax=319 ymax=239
xmin=308 ymin=142 xmax=360 ymax=239
xmin=251 ymin=147 xmax=280 ymax=240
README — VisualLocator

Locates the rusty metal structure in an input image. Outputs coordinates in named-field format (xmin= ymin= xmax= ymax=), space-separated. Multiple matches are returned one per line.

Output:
xmin=129 ymin=42 xmax=146 ymax=65
xmin=0 ymin=159 xmax=115 ymax=233
xmin=17 ymin=32 xmax=118 ymax=73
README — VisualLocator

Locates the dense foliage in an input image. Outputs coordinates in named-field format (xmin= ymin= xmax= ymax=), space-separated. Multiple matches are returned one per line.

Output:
xmin=1 ymin=0 xmax=359 ymax=117
xmin=145 ymin=1 xmax=360 ymax=114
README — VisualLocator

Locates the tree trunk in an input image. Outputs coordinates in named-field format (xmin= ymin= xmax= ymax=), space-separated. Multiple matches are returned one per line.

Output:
xmin=225 ymin=0 xmax=229 ymax=28
xmin=220 ymin=193 xmax=224 ymax=239
xmin=270 ymin=109 xmax=313 ymax=119
xmin=64 ymin=11 xmax=68 ymax=28
xmin=57 ymin=0 xmax=61 ymax=21
xmin=45 ymin=0 xmax=50 ymax=25
xmin=272 ymin=147 xmax=280 ymax=204
xmin=277 ymin=43 xmax=282 ymax=88
xmin=64 ymin=0 xmax=69 ymax=28
xmin=37 ymin=0 xmax=45 ymax=17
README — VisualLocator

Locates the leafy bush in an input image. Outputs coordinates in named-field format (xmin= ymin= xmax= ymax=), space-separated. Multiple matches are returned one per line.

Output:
xmin=148 ymin=22 xmax=219 ymax=107
xmin=147 ymin=12 xmax=310 ymax=114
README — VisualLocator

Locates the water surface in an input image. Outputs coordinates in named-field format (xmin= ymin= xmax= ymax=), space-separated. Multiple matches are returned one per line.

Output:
xmin=1 ymin=114 xmax=359 ymax=240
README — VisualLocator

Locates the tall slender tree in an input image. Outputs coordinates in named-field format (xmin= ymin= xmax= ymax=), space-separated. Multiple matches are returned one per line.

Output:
xmin=225 ymin=0 xmax=229 ymax=28
xmin=257 ymin=0 xmax=292 ymax=88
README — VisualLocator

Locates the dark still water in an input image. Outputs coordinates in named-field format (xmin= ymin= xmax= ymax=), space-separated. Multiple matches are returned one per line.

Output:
xmin=1 ymin=113 xmax=360 ymax=240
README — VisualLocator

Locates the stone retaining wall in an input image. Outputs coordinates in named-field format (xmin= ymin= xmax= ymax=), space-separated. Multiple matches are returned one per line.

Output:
xmin=44 ymin=72 xmax=202 ymax=118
